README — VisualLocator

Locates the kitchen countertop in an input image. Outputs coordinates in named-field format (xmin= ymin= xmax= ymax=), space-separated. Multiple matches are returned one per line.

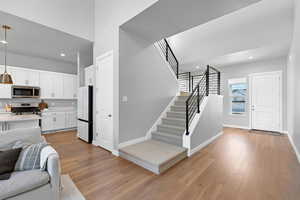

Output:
xmin=41 ymin=107 xmax=77 ymax=113
xmin=0 ymin=114 xmax=41 ymax=122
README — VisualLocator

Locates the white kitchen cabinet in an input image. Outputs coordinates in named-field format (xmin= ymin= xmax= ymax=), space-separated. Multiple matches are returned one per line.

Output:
xmin=42 ymin=111 xmax=76 ymax=132
xmin=63 ymin=74 xmax=77 ymax=99
xmin=85 ymin=65 xmax=95 ymax=86
xmin=66 ymin=111 xmax=77 ymax=128
xmin=0 ymin=84 xmax=12 ymax=99
xmin=8 ymin=67 xmax=39 ymax=86
xmin=52 ymin=73 xmax=63 ymax=98
xmin=54 ymin=112 xmax=66 ymax=130
xmin=41 ymin=113 xmax=54 ymax=131
xmin=40 ymin=72 xmax=63 ymax=99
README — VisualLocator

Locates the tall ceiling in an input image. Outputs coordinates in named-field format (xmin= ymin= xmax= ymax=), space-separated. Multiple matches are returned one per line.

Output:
xmin=167 ymin=0 xmax=294 ymax=72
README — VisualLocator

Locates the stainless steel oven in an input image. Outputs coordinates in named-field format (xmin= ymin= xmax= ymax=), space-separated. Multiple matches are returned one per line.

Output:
xmin=12 ymin=86 xmax=40 ymax=98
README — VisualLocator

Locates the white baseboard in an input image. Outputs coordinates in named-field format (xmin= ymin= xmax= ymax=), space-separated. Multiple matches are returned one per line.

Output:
xmin=112 ymin=150 xmax=119 ymax=157
xmin=287 ymin=133 xmax=300 ymax=164
xmin=118 ymin=136 xmax=148 ymax=149
xmin=223 ymin=124 xmax=250 ymax=130
xmin=188 ymin=131 xmax=223 ymax=157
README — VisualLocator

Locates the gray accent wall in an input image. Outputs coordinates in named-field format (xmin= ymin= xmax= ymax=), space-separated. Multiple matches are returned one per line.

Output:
xmin=119 ymin=29 xmax=178 ymax=143
xmin=191 ymin=95 xmax=223 ymax=149
xmin=220 ymin=57 xmax=287 ymax=131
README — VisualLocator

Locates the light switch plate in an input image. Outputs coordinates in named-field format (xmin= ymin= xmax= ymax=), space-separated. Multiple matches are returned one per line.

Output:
xmin=122 ymin=96 xmax=128 ymax=102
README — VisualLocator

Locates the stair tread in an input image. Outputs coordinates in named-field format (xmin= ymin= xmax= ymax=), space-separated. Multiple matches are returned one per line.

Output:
xmin=152 ymin=131 xmax=182 ymax=139
xmin=120 ymin=140 xmax=187 ymax=166
xmin=162 ymin=117 xmax=185 ymax=122
xmin=167 ymin=111 xmax=185 ymax=115
xmin=158 ymin=124 xmax=185 ymax=130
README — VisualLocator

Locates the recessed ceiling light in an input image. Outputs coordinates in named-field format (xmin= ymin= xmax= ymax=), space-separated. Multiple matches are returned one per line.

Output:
xmin=0 ymin=40 xmax=8 ymax=44
xmin=248 ymin=56 xmax=253 ymax=59
xmin=60 ymin=53 xmax=66 ymax=57
xmin=196 ymin=66 xmax=200 ymax=69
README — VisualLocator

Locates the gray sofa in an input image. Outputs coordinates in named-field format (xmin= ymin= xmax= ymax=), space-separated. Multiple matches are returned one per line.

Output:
xmin=0 ymin=128 xmax=60 ymax=200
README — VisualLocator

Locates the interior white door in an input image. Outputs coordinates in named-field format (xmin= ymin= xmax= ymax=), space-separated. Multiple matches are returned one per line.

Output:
xmin=96 ymin=51 xmax=114 ymax=151
xmin=250 ymin=71 xmax=282 ymax=132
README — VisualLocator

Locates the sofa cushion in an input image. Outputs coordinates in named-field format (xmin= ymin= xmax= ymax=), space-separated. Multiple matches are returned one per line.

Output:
xmin=0 ymin=148 xmax=22 ymax=180
xmin=0 ymin=170 xmax=50 ymax=199
xmin=0 ymin=128 xmax=43 ymax=150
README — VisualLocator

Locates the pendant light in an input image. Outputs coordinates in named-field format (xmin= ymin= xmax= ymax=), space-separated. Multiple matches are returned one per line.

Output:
xmin=0 ymin=25 xmax=13 ymax=84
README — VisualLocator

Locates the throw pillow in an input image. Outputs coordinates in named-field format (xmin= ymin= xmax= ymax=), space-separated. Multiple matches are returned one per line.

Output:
xmin=14 ymin=142 xmax=48 ymax=171
xmin=0 ymin=148 xmax=22 ymax=180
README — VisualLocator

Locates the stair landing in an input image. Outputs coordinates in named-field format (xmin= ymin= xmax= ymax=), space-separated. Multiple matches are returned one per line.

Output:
xmin=119 ymin=140 xmax=187 ymax=174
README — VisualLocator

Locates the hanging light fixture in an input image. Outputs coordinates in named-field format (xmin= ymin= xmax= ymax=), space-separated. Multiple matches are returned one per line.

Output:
xmin=0 ymin=25 xmax=13 ymax=84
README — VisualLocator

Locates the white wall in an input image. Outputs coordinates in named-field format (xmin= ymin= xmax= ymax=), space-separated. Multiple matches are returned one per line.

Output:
xmin=189 ymin=95 xmax=223 ymax=150
xmin=119 ymin=29 xmax=178 ymax=143
xmin=0 ymin=0 xmax=94 ymax=41
xmin=94 ymin=0 xmax=158 ymax=149
xmin=221 ymin=57 xmax=287 ymax=130
xmin=0 ymin=51 xmax=76 ymax=74
xmin=287 ymin=0 xmax=300 ymax=156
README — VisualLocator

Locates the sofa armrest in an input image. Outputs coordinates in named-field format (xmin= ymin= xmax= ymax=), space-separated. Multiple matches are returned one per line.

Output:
xmin=41 ymin=147 xmax=61 ymax=200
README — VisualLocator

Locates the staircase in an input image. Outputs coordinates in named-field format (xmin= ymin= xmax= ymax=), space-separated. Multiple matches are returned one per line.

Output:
xmin=152 ymin=92 xmax=189 ymax=146
xmin=120 ymin=92 xmax=189 ymax=174
xmin=120 ymin=39 xmax=221 ymax=174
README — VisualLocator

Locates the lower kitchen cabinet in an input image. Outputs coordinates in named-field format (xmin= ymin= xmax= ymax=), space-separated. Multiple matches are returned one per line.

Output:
xmin=41 ymin=111 xmax=77 ymax=132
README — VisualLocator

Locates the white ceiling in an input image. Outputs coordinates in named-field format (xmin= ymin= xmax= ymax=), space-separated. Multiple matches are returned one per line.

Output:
xmin=0 ymin=10 xmax=93 ymax=71
xmin=121 ymin=0 xmax=261 ymax=44
xmin=167 ymin=0 xmax=294 ymax=72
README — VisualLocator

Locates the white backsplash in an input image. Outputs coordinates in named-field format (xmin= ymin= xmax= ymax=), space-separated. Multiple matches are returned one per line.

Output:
xmin=0 ymin=99 xmax=77 ymax=112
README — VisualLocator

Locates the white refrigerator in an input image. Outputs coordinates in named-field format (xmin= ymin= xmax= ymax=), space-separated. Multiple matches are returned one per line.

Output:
xmin=77 ymin=86 xmax=93 ymax=143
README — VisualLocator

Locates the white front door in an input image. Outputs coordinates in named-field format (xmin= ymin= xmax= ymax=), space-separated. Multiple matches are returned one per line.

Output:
xmin=95 ymin=51 xmax=114 ymax=151
xmin=250 ymin=71 xmax=282 ymax=132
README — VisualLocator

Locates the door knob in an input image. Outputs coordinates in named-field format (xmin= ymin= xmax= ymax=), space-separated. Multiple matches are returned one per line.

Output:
xmin=108 ymin=114 xmax=112 ymax=117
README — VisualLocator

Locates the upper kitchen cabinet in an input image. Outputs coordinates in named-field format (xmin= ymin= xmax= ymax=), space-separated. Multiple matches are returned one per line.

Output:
xmin=8 ymin=67 xmax=40 ymax=87
xmin=63 ymin=74 xmax=78 ymax=99
xmin=40 ymin=71 xmax=63 ymax=99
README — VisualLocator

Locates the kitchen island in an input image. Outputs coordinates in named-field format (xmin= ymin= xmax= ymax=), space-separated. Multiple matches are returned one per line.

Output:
xmin=0 ymin=114 xmax=41 ymax=133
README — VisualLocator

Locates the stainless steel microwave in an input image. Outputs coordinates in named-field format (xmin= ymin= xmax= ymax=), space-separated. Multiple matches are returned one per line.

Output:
xmin=12 ymin=86 xmax=40 ymax=98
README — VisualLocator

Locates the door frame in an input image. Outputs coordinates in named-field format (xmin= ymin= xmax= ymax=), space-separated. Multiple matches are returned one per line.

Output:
xmin=94 ymin=51 xmax=114 ymax=152
xmin=248 ymin=71 xmax=283 ymax=132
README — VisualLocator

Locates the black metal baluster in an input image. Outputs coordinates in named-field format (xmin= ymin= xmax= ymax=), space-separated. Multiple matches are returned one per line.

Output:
xmin=217 ymin=71 xmax=221 ymax=95
xmin=186 ymin=101 xmax=189 ymax=135
xmin=197 ymin=85 xmax=200 ymax=113
xmin=206 ymin=65 xmax=209 ymax=96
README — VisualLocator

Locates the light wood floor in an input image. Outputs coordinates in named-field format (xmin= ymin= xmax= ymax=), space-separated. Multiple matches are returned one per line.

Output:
xmin=45 ymin=128 xmax=300 ymax=200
